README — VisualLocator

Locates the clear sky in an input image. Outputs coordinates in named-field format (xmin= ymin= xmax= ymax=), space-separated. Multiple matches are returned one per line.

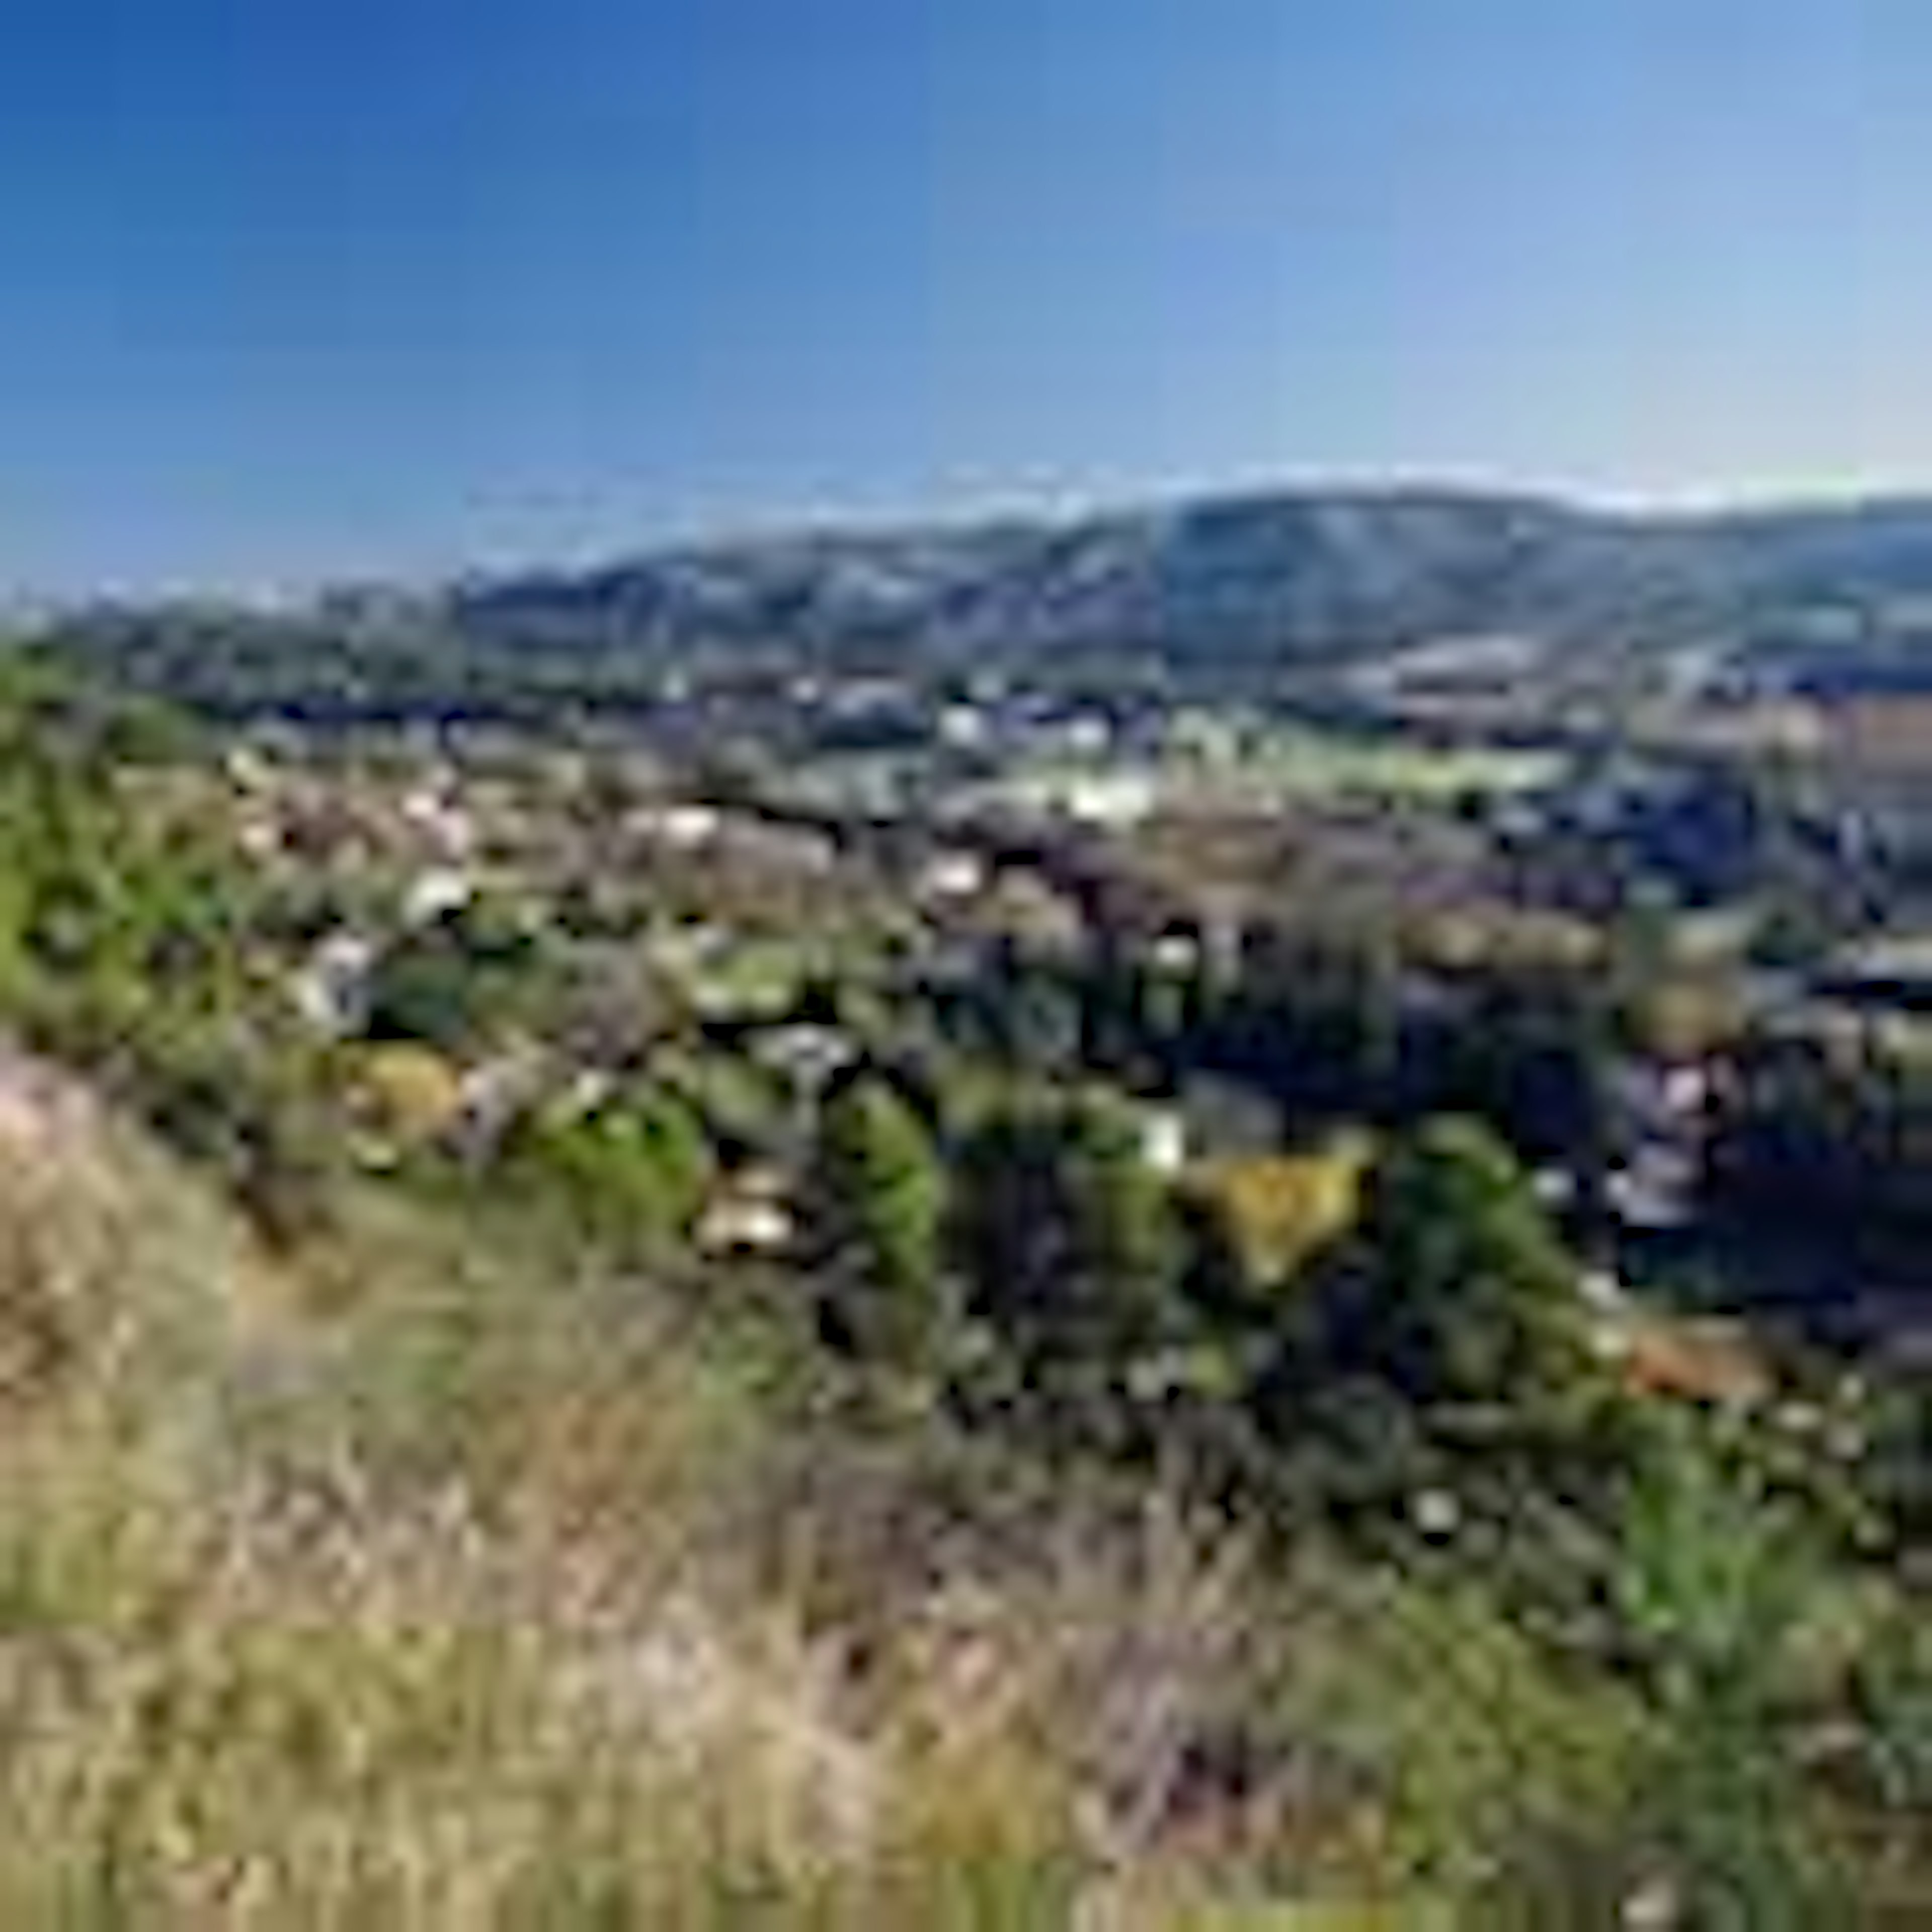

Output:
xmin=0 ymin=0 xmax=1923 ymax=591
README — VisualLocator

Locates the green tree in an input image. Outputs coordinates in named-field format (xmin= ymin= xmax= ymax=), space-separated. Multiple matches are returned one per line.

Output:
xmin=508 ymin=1088 xmax=712 ymax=1255
xmin=954 ymin=1089 xmax=1187 ymax=1450
xmin=1347 ymin=1116 xmax=1579 ymax=1403
xmin=362 ymin=905 xmax=547 ymax=1053
xmin=1595 ymin=1425 xmax=1854 ymax=1926
xmin=816 ymin=1078 xmax=950 ymax=1369
xmin=1261 ymin=1117 xmax=1620 ymax=1557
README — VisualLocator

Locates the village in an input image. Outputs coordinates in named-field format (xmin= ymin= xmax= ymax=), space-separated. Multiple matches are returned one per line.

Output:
xmin=122 ymin=646 xmax=1929 ymax=1434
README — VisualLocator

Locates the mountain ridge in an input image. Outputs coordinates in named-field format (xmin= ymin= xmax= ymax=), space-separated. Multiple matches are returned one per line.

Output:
xmin=430 ymin=483 xmax=1932 ymax=674
xmin=33 ymin=483 xmax=1932 ymax=718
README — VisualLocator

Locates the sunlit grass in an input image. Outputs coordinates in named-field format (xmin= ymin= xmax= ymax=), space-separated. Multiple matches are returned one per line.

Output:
xmin=0 ymin=1071 xmax=1910 ymax=1925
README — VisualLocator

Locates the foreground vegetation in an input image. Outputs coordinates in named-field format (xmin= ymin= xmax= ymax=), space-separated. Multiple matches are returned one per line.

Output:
xmin=0 ymin=662 xmax=1922 ymax=1924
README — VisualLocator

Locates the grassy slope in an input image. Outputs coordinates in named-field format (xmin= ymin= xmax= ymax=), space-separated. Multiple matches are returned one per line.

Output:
xmin=0 ymin=1057 xmax=1912 ymax=1927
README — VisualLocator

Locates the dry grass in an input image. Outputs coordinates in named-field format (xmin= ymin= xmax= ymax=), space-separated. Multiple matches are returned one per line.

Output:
xmin=0 ymin=1055 xmax=1878 ymax=1927
xmin=0 ymin=1078 xmax=1129 ymax=1925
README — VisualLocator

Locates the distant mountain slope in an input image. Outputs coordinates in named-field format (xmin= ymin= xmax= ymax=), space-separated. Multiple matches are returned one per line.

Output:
xmin=442 ymin=491 xmax=1701 ymax=663
xmin=439 ymin=489 xmax=1932 ymax=664
xmin=31 ymin=487 xmax=1932 ymax=719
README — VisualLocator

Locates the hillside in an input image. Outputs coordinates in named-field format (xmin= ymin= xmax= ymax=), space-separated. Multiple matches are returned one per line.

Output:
xmin=0 ymin=649 xmax=1920 ymax=1920
xmin=32 ymin=487 xmax=1932 ymax=722
xmin=0 ymin=1041 xmax=1920 ymax=1924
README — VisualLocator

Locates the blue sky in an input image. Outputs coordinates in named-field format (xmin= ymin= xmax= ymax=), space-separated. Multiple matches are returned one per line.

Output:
xmin=0 ymin=0 xmax=1923 ymax=590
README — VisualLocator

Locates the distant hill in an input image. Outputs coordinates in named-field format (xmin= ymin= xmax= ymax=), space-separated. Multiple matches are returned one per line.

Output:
xmin=31 ymin=487 xmax=1932 ymax=720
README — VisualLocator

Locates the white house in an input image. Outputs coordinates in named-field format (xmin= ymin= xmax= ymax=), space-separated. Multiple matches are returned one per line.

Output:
xmin=917 ymin=851 xmax=988 ymax=902
xmin=292 ymin=932 xmax=379 ymax=1036
xmin=1138 ymin=1107 xmax=1189 ymax=1177
xmin=404 ymin=867 xmax=476 ymax=927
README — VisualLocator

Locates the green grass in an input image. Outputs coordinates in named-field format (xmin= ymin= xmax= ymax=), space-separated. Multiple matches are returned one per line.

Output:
xmin=1230 ymin=730 xmax=1562 ymax=803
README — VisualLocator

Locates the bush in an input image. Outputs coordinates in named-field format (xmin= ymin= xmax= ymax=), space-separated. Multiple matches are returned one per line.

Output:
xmin=501 ymin=1085 xmax=714 ymax=1255
xmin=815 ymin=1076 xmax=952 ymax=1369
